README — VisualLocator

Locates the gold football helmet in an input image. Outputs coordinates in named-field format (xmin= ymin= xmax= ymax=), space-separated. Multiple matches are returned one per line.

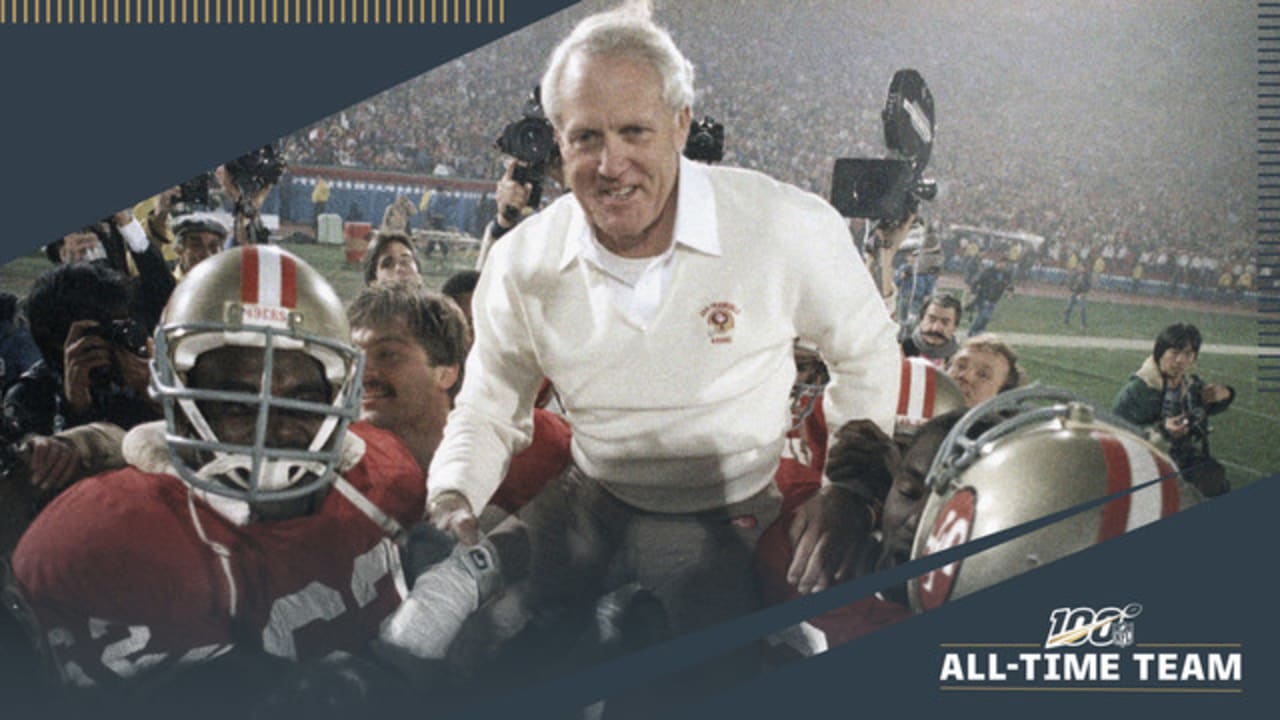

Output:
xmin=907 ymin=387 xmax=1202 ymax=612
xmin=150 ymin=245 xmax=363 ymax=503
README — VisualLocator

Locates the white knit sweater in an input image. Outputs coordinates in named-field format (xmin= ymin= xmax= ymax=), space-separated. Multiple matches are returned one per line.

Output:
xmin=428 ymin=158 xmax=900 ymax=514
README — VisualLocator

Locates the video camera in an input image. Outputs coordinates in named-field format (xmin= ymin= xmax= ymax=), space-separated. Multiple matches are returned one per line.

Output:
xmin=226 ymin=143 xmax=287 ymax=199
xmin=830 ymin=69 xmax=938 ymax=224
xmin=496 ymin=87 xmax=559 ymax=222
xmin=176 ymin=172 xmax=215 ymax=210
xmin=683 ymin=116 xmax=725 ymax=163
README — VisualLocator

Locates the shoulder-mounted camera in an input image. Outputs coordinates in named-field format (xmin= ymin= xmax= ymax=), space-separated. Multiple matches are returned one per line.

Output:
xmin=830 ymin=69 xmax=938 ymax=223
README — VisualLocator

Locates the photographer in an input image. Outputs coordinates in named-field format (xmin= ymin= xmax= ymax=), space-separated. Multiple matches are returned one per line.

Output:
xmin=478 ymin=157 xmax=564 ymax=270
xmin=3 ymin=262 xmax=159 ymax=438
xmin=1112 ymin=323 xmax=1234 ymax=497
xmin=46 ymin=211 xmax=176 ymax=334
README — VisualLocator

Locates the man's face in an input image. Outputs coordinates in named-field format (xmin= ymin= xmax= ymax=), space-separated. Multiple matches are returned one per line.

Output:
xmin=879 ymin=425 xmax=947 ymax=571
xmin=374 ymin=242 xmax=422 ymax=287
xmin=555 ymin=52 xmax=691 ymax=257
xmin=353 ymin=318 xmax=451 ymax=436
xmin=917 ymin=303 xmax=958 ymax=347
xmin=947 ymin=347 xmax=1011 ymax=407
xmin=188 ymin=346 xmax=331 ymax=452
xmin=1158 ymin=345 xmax=1197 ymax=386
xmin=178 ymin=231 xmax=224 ymax=273
xmin=60 ymin=232 xmax=106 ymax=264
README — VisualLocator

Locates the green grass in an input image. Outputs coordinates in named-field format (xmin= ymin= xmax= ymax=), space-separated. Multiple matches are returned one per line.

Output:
xmin=987 ymin=293 xmax=1260 ymax=349
xmin=3 ymin=246 xmax=1273 ymax=487
xmin=955 ymin=293 xmax=1274 ymax=489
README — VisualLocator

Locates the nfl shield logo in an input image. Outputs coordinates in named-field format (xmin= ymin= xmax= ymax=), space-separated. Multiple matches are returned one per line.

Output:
xmin=1112 ymin=620 xmax=1135 ymax=648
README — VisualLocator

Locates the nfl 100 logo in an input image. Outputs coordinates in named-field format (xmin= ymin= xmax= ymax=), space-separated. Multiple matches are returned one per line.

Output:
xmin=1044 ymin=603 xmax=1143 ymax=649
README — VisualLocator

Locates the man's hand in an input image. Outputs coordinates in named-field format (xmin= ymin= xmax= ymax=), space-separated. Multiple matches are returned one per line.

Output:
xmin=1163 ymin=414 xmax=1190 ymax=439
xmin=428 ymin=490 xmax=479 ymax=546
xmin=155 ymin=186 xmax=180 ymax=216
xmin=24 ymin=435 xmax=80 ymax=495
xmin=115 ymin=338 xmax=155 ymax=398
xmin=786 ymin=485 xmax=875 ymax=595
xmin=1202 ymin=383 xmax=1231 ymax=405
xmin=871 ymin=213 xmax=917 ymax=298
xmin=495 ymin=159 xmax=533 ymax=228
xmin=62 ymin=320 xmax=114 ymax=415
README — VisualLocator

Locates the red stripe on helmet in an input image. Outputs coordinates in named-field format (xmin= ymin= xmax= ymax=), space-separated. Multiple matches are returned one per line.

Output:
xmin=280 ymin=253 xmax=298 ymax=308
xmin=1094 ymin=434 xmax=1132 ymax=542
xmin=921 ymin=362 xmax=936 ymax=417
xmin=897 ymin=361 xmax=911 ymax=415
xmin=241 ymin=246 xmax=260 ymax=304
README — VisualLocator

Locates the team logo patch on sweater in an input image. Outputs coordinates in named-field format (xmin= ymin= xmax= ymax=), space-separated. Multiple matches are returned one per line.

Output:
xmin=700 ymin=302 xmax=740 ymax=344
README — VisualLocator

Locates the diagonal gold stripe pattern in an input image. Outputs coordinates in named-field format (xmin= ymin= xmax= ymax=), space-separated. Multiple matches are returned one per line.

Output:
xmin=0 ymin=0 xmax=504 ymax=23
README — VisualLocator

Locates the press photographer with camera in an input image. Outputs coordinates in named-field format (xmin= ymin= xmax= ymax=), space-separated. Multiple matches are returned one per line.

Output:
xmin=830 ymin=69 xmax=937 ymax=320
xmin=3 ymin=262 xmax=159 ymax=439
xmin=217 ymin=145 xmax=284 ymax=247
xmin=477 ymin=87 xmax=565 ymax=270
xmin=1112 ymin=323 xmax=1234 ymax=497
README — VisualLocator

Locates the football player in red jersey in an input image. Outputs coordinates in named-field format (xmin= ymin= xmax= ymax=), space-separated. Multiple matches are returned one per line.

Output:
xmin=10 ymin=246 xmax=427 ymax=699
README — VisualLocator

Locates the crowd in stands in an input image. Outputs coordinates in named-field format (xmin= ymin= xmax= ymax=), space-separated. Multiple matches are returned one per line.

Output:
xmin=281 ymin=1 xmax=1258 ymax=300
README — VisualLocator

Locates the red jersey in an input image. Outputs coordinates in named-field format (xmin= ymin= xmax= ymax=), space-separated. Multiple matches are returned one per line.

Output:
xmin=12 ymin=422 xmax=423 ymax=687
xmin=489 ymin=408 xmax=572 ymax=514
xmin=781 ymin=400 xmax=828 ymax=476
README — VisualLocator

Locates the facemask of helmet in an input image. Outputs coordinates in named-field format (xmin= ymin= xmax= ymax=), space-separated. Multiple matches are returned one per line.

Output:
xmin=907 ymin=387 xmax=1202 ymax=613
xmin=150 ymin=245 xmax=364 ymax=505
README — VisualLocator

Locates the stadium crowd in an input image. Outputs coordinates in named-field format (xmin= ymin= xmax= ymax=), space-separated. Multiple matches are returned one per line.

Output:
xmin=281 ymin=1 xmax=1257 ymax=299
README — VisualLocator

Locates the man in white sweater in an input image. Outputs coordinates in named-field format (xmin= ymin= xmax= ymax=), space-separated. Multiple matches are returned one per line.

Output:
xmin=424 ymin=4 xmax=899 ymax=648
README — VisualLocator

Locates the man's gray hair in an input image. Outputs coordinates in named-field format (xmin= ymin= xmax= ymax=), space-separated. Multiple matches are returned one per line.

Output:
xmin=540 ymin=0 xmax=695 ymax=126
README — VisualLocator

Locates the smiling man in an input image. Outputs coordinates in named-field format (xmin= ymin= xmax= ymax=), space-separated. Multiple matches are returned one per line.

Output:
xmin=348 ymin=286 xmax=469 ymax=473
xmin=425 ymin=2 xmax=899 ymax=664
xmin=945 ymin=333 xmax=1022 ymax=408
xmin=901 ymin=294 xmax=961 ymax=366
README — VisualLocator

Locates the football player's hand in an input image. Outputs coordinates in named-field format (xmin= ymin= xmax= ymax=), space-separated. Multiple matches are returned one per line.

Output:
xmin=428 ymin=490 xmax=479 ymax=546
xmin=786 ymin=485 xmax=873 ymax=595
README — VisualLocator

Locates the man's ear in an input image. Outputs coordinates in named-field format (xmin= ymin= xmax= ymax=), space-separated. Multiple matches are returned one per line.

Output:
xmin=674 ymin=106 xmax=693 ymax=152
xmin=434 ymin=364 xmax=460 ymax=393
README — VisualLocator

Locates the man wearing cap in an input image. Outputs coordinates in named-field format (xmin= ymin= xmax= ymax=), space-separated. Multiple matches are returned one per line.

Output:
xmin=169 ymin=212 xmax=230 ymax=281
